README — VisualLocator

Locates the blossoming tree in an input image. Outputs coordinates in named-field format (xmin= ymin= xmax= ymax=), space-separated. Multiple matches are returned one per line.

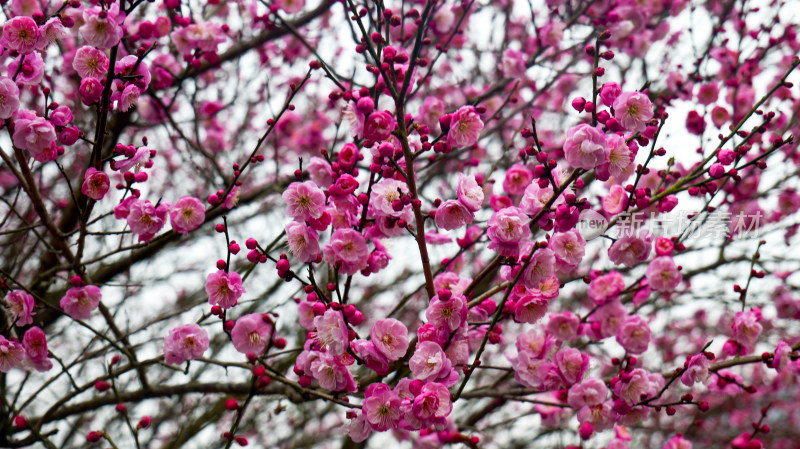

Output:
xmin=1 ymin=0 xmax=799 ymax=447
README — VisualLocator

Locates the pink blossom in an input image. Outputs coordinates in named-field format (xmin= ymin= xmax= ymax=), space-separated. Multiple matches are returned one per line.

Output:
xmin=554 ymin=347 xmax=589 ymax=384
xmin=12 ymin=110 xmax=57 ymax=162
xmin=80 ymin=7 xmax=124 ymax=49
xmin=512 ymin=351 xmax=563 ymax=390
xmin=2 ymin=17 xmax=38 ymax=54
xmin=81 ymin=168 xmax=110 ymax=201
xmin=520 ymin=182 xmax=558 ymax=217
xmin=309 ymin=353 xmax=357 ymax=392
xmin=550 ymin=230 xmax=586 ymax=266
xmin=205 ymin=270 xmax=245 ymax=309
xmin=352 ymin=340 xmax=389 ymax=375
xmin=605 ymin=134 xmax=635 ymax=181
xmin=363 ymin=110 xmax=396 ymax=141
xmin=80 ymin=77 xmax=104 ymax=105
xmin=418 ymin=96 xmax=445 ymax=132
xmin=588 ymin=271 xmax=624 ymax=305
xmin=344 ymin=411 xmax=372 ymax=442
xmin=435 ymin=199 xmax=474 ymax=230
xmin=307 ymin=156 xmax=335 ymax=187
xmin=547 ymin=311 xmax=581 ymax=342
xmin=603 ymin=184 xmax=629 ymax=215
xmin=521 ymin=248 xmax=555 ymax=291
xmin=426 ymin=293 xmax=467 ymax=331
xmin=731 ymin=309 xmax=762 ymax=350
xmin=363 ymin=386 xmax=402 ymax=431
xmin=231 ymin=313 xmax=274 ymax=356
xmin=645 ymin=256 xmax=682 ymax=292
xmin=275 ymin=0 xmax=304 ymax=13
xmin=59 ymin=285 xmax=102 ymax=320
xmin=322 ymin=229 xmax=369 ymax=275
xmin=568 ymin=377 xmax=608 ymax=408
xmin=409 ymin=341 xmax=447 ymax=382
xmin=369 ymin=178 xmax=409 ymax=218
xmin=127 ymin=200 xmax=169 ymax=242
xmin=456 ymin=174 xmax=484 ymax=212
xmin=163 ymin=324 xmax=209 ymax=365
xmin=49 ymin=105 xmax=73 ymax=127
xmin=680 ymin=353 xmax=710 ymax=386
xmin=22 ymin=326 xmax=52 ymax=372
xmin=286 ymin=221 xmax=320 ymax=263
xmin=371 ymin=318 xmax=410 ymax=361
xmin=447 ymin=105 xmax=483 ymax=148
xmin=503 ymin=163 xmax=533 ymax=196
xmin=8 ymin=50 xmax=44 ymax=86
xmin=697 ymin=82 xmax=719 ymax=105
xmin=116 ymin=85 xmax=141 ymax=111
xmin=115 ymin=55 xmax=151 ymax=91
xmin=0 ymin=336 xmax=25 ymax=373
xmin=5 ymin=290 xmax=35 ymax=326
xmin=616 ymin=315 xmax=651 ymax=354
xmin=600 ymin=82 xmax=622 ymax=106
xmin=613 ymin=92 xmax=653 ymax=133
xmin=487 ymin=206 xmax=531 ymax=257
xmin=501 ymin=48 xmax=527 ymax=78
xmin=169 ymin=196 xmax=206 ymax=236
xmin=613 ymin=368 xmax=660 ymax=405
xmin=563 ymin=124 xmax=609 ymax=170
xmin=588 ymin=300 xmax=628 ymax=339
xmin=73 ymin=46 xmax=109 ymax=79
xmin=0 ymin=77 xmax=20 ymax=119
xmin=313 ymin=309 xmax=349 ymax=356
xmin=608 ymin=229 xmax=652 ymax=267
xmin=662 ymin=435 xmax=693 ymax=449
xmin=515 ymin=330 xmax=555 ymax=359
xmin=171 ymin=21 xmax=226 ymax=56
xmin=283 ymin=181 xmax=326 ymax=222
xmin=35 ymin=17 xmax=65 ymax=50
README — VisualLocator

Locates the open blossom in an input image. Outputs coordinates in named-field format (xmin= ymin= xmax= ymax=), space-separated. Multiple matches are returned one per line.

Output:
xmin=80 ymin=7 xmax=124 ymax=49
xmin=171 ymin=21 xmax=226 ymax=55
xmin=409 ymin=341 xmax=447 ymax=382
xmin=547 ymin=311 xmax=581 ymax=341
xmin=563 ymin=124 xmax=609 ymax=170
xmin=456 ymin=174 xmax=484 ymax=212
xmin=22 ymin=326 xmax=52 ymax=372
xmin=322 ymin=229 xmax=369 ymax=275
xmin=550 ymin=230 xmax=586 ymax=266
xmin=555 ymin=347 xmax=589 ymax=384
xmin=12 ymin=110 xmax=57 ymax=162
xmin=516 ymin=330 xmax=555 ymax=360
xmin=514 ymin=294 xmax=549 ymax=324
xmin=521 ymin=248 xmax=555 ymax=290
xmin=646 ymin=256 xmax=682 ymax=292
xmin=613 ymin=92 xmax=653 ymax=133
xmin=231 ymin=313 xmax=274 ymax=356
xmin=81 ymin=168 xmax=110 ymax=201
xmin=276 ymin=0 xmax=304 ymax=13
xmin=568 ymin=377 xmax=608 ymax=408
xmin=605 ymin=134 xmax=635 ymax=181
xmin=310 ymin=353 xmax=357 ymax=392
xmin=616 ymin=315 xmax=651 ymax=354
xmin=0 ymin=336 xmax=25 ymax=373
xmin=314 ymin=309 xmax=349 ymax=356
xmin=370 ymin=178 xmax=409 ymax=218
xmin=603 ymin=184 xmax=628 ymax=215
xmin=60 ymin=285 xmax=102 ymax=320
xmin=503 ymin=164 xmax=533 ymax=196
xmin=512 ymin=351 xmax=563 ymax=390
xmin=283 ymin=181 xmax=326 ymax=222
xmin=9 ymin=52 xmax=44 ymax=86
xmin=36 ymin=17 xmax=65 ymax=50
xmin=435 ymin=199 xmax=473 ymax=230
xmin=419 ymin=96 xmax=444 ymax=132
xmin=426 ymin=293 xmax=467 ymax=331
xmin=663 ymin=435 xmax=693 ymax=449
xmin=447 ymin=105 xmax=483 ymax=147
xmin=371 ymin=318 xmax=409 ymax=361
xmin=73 ymin=46 xmax=109 ymax=78
xmin=608 ymin=229 xmax=652 ymax=267
xmin=487 ymin=206 xmax=531 ymax=257
xmin=680 ymin=353 xmax=710 ymax=386
xmin=613 ymin=368 xmax=660 ymax=405
xmin=169 ymin=196 xmax=206 ymax=236
xmin=3 ymin=17 xmax=39 ymax=54
xmin=731 ymin=309 xmax=762 ymax=350
xmin=286 ymin=221 xmax=320 ymax=263
xmin=520 ymin=181 xmax=559 ymax=216
xmin=205 ymin=270 xmax=245 ymax=309
xmin=5 ymin=290 xmax=36 ymax=326
xmin=588 ymin=271 xmax=624 ymax=305
xmin=352 ymin=340 xmax=389 ymax=375
xmin=163 ymin=324 xmax=209 ymax=365
xmin=363 ymin=385 xmax=402 ymax=431
xmin=0 ymin=77 xmax=20 ymax=119
xmin=127 ymin=200 xmax=169 ymax=242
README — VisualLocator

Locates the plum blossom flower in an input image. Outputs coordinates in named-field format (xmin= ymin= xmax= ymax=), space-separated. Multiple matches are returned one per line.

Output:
xmin=283 ymin=181 xmax=326 ymax=222
xmin=80 ymin=77 xmax=104 ymax=105
xmin=73 ymin=46 xmax=109 ymax=79
xmin=369 ymin=178 xmax=409 ymax=218
xmin=409 ymin=341 xmax=447 ymax=382
xmin=0 ymin=336 xmax=25 ymax=373
xmin=568 ymin=377 xmax=608 ymax=408
xmin=613 ymin=368 xmax=659 ymax=405
xmin=22 ymin=326 xmax=52 ymax=372
xmin=5 ymin=290 xmax=35 ymax=326
xmin=171 ymin=21 xmax=226 ymax=56
xmin=309 ymin=353 xmax=357 ymax=392
xmin=547 ymin=312 xmax=581 ymax=342
xmin=603 ymin=184 xmax=629 ymax=215
xmin=352 ymin=340 xmax=389 ymax=375
xmin=646 ymin=256 xmax=682 ymax=292
xmin=680 ymin=353 xmax=710 ymax=386
xmin=662 ymin=435 xmax=693 ymax=449
xmin=363 ymin=110 xmax=396 ymax=141
xmin=613 ymin=92 xmax=653 ymax=133
xmin=514 ymin=294 xmax=549 ymax=324
xmin=3 ymin=17 xmax=39 ymax=54
xmin=731 ymin=309 xmax=762 ymax=350
xmin=512 ymin=351 xmax=563 ymax=390
xmin=487 ymin=206 xmax=531 ymax=257
xmin=456 ymin=174 xmax=484 ymax=212
xmin=169 ymin=196 xmax=206 ymax=236
xmin=81 ymin=168 xmax=110 ymax=201
xmin=362 ymin=385 xmax=401 ymax=431
xmin=314 ymin=309 xmax=349 ymax=356
xmin=605 ymin=134 xmax=635 ymax=181
xmin=608 ymin=229 xmax=652 ymax=267
xmin=322 ymin=229 xmax=369 ymax=275
xmin=447 ymin=105 xmax=483 ymax=148
xmin=412 ymin=382 xmax=452 ymax=423
xmin=276 ymin=0 xmax=304 ymax=13
xmin=127 ymin=199 xmax=169 ymax=242
xmin=163 ymin=324 xmax=209 ymax=365
xmin=600 ymin=82 xmax=622 ymax=106
xmin=205 ymin=270 xmax=245 ymax=309
xmin=60 ymin=285 xmax=102 ymax=320
xmin=231 ymin=313 xmax=274 ymax=356
xmin=419 ymin=96 xmax=444 ymax=132
xmin=9 ymin=51 xmax=45 ymax=86
xmin=12 ymin=110 xmax=57 ymax=162
xmin=343 ymin=411 xmax=372 ymax=442
xmin=0 ymin=77 xmax=20 ymax=119
xmin=286 ymin=221 xmax=320 ymax=263
xmin=588 ymin=271 xmax=624 ymax=305
xmin=555 ymin=347 xmax=589 ymax=384
xmin=616 ymin=316 xmax=651 ymax=354
xmin=434 ymin=200 xmax=473 ymax=230
xmin=563 ymin=124 xmax=609 ymax=170
xmin=80 ymin=7 xmax=124 ymax=49
xmin=503 ymin=164 xmax=533 ymax=196
xmin=371 ymin=318 xmax=410 ymax=361
xmin=550 ymin=230 xmax=586 ymax=266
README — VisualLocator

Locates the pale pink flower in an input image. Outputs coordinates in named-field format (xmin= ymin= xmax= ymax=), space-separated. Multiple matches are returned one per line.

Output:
xmin=613 ymin=368 xmax=660 ymax=405
xmin=0 ymin=336 xmax=25 ymax=373
xmin=512 ymin=351 xmax=562 ymax=390
xmin=645 ymin=256 xmax=682 ymax=292
xmin=171 ymin=21 xmax=226 ymax=55
xmin=616 ymin=315 xmax=651 ymax=354
xmin=344 ymin=411 xmax=372 ymax=442
xmin=662 ymin=435 xmax=693 ymax=449
xmin=772 ymin=340 xmax=795 ymax=373
xmin=2 ymin=16 xmax=39 ymax=54
xmin=371 ymin=318 xmax=409 ymax=362
xmin=306 ymin=157 xmax=335 ymax=187
xmin=546 ymin=311 xmax=581 ymax=342
xmin=81 ymin=168 xmax=110 ymax=201
xmin=73 ymin=46 xmax=109 ymax=78
xmin=322 ymin=229 xmax=369 ymax=275
xmin=231 ymin=313 xmax=274 ymax=356
xmin=80 ymin=7 xmax=124 ymax=49
xmin=613 ymin=92 xmax=653 ymax=133
xmin=418 ymin=96 xmax=445 ymax=132
xmin=608 ymin=229 xmax=652 ymax=267
xmin=603 ymin=184 xmax=628 ymax=215
xmin=550 ymin=230 xmax=586 ymax=266
xmin=59 ymin=285 xmax=102 ymax=320
xmin=487 ymin=206 xmax=531 ymax=257
xmin=501 ymin=48 xmax=527 ymax=78
xmin=115 ymin=55 xmax=151 ymax=91
xmin=588 ymin=300 xmax=628 ymax=339
xmin=567 ymin=377 xmax=608 ymax=408
xmin=503 ymin=163 xmax=533 ymax=196
xmin=731 ymin=309 xmax=762 ymax=350
xmin=309 ymin=353 xmax=357 ymax=392
xmin=116 ymin=85 xmax=141 ymax=111
xmin=515 ymin=330 xmax=555 ymax=359
xmin=314 ymin=309 xmax=349 ymax=356
xmin=363 ymin=386 xmax=402 ymax=431
xmin=0 ymin=77 xmax=20 ymax=119
xmin=205 ymin=270 xmax=245 ymax=309
xmin=127 ymin=199 xmax=169 ymax=242
xmin=35 ymin=17 xmax=65 ymax=50
xmin=163 ymin=323 xmax=209 ymax=365
xmin=12 ymin=110 xmax=57 ymax=162
xmin=426 ymin=293 xmax=467 ymax=332
xmin=605 ymin=134 xmax=635 ymax=181
xmin=113 ymin=146 xmax=152 ymax=173
xmin=520 ymin=182 xmax=559 ymax=217
xmin=563 ymin=124 xmax=609 ymax=170
xmin=554 ymin=347 xmax=589 ymax=384
xmin=409 ymin=341 xmax=447 ymax=382
xmin=369 ymin=178 xmax=409 ymax=218
xmin=447 ymin=105 xmax=483 ymax=148
xmin=286 ymin=221 xmax=320 ymax=263
xmin=283 ymin=181 xmax=326 ymax=222
xmin=363 ymin=110 xmax=396 ymax=141
xmin=680 ymin=353 xmax=710 ymax=386
xmin=521 ymin=248 xmax=555 ymax=290
xmin=5 ymin=290 xmax=35 ymax=326
xmin=169 ymin=196 xmax=205 ymax=236
xmin=435 ymin=199 xmax=473 ymax=230
xmin=456 ymin=174 xmax=484 ymax=212
xmin=412 ymin=382 xmax=452 ymax=423
xmin=275 ymin=0 xmax=304 ymax=13
xmin=514 ymin=294 xmax=549 ymax=324
xmin=588 ymin=271 xmax=624 ymax=305
xmin=22 ymin=326 xmax=52 ymax=372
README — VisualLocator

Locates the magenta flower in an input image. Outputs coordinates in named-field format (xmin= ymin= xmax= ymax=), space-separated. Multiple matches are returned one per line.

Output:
xmin=512 ymin=351 xmax=562 ymax=390
xmin=12 ymin=110 xmax=57 ymax=163
xmin=503 ymin=163 xmax=533 ymax=196
xmin=127 ymin=199 xmax=169 ymax=242
xmin=73 ymin=46 xmax=109 ymax=79
xmin=514 ymin=294 xmax=549 ymax=324
xmin=731 ymin=309 xmax=762 ymax=351
xmin=603 ymin=184 xmax=628 ymax=215
xmin=313 ymin=309 xmax=349 ymax=356
xmin=600 ymin=82 xmax=622 ymax=106
xmin=613 ymin=368 xmax=660 ymax=405
xmin=9 ymin=52 xmax=44 ymax=86
xmin=608 ymin=229 xmax=652 ymax=267
xmin=680 ymin=353 xmax=710 ymax=386
xmin=169 ymin=196 xmax=205 ymax=236
xmin=554 ymin=347 xmax=589 ymax=385
xmin=447 ymin=105 xmax=483 ymax=148
xmin=0 ymin=336 xmax=25 ymax=373
xmin=352 ymin=340 xmax=389 ymax=375
xmin=520 ymin=182 xmax=559 ymax=217
xmin=286 ymin=221 xmax=320 ymax=263
xmin=283 ymin=181 xmax=326 ymax=222
xmin=487 ymin=206 xmax=531 ymax=257
xmin=434 ymin=199 xmax=474 ymax=231
xmin=612 ymin=92 xmax=653 ymax=133
xmin=425 ymin=294 xmax=467 ymax=332
xmin=59 ymin=285 xmax=102 ymax=320
xmin=362 ymin=385 xmax=402 ymax=431
xmin=645 ymin=256 xmax=682 ymax=292
xmin=2 ymin=16 xmax=39 ymax=54
xmin=0 ymin=77 xmax=20 ymax=119
xmin=521 ymin=248 xmax=556 ymax=290
xmin=81 ymin=168 xmax=110 ymax=201
xmin=22 ymin=326 xmax=52 ymax=372
xmin=163 ymin=323 xmax=210 ymax=365
xmin=563 ymin=124 xmax=609 ymax=170
xmin=231 ymin=313 xmax=274 ymax=356
xmin=363 ymin=110 xmax=396 ymax=141
xmin=369 ymin=178 xmax=409 ymax=218
xmin=546 ymin=312 xmax=581 ymax=342
xmin=80 ymin=7 xmax=124 ymax=49
xmin=588 ymin=271 xmax=624 ymax=305
xmin=205 ymin=270 xmax=245 ymax=309
xmin=412 ymin=382 xmax=452 ymax=421
xmin=456 ymin=174 xmax=484 ymax=212
xmin=370 ymin=318 xmax=410 ymax=362
xmin=515 ymin=329 xmax=555 ymax=359
xmin=5 ymin=290 xmax=35 ymax=326
xmin=567 ymin=377 xmax=608 ymax=408
xmin=309 ymin=353 xmax=358 ymax=392
xmin=322 ymin=229 xmax=369 ymax=275
xmin=616 ymin=315 xmax=651 ymax=354
xmin=80 ymin=77 xmax=104 ymax=105
xmin=409 ymin=341 xmax=447 ymax=382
